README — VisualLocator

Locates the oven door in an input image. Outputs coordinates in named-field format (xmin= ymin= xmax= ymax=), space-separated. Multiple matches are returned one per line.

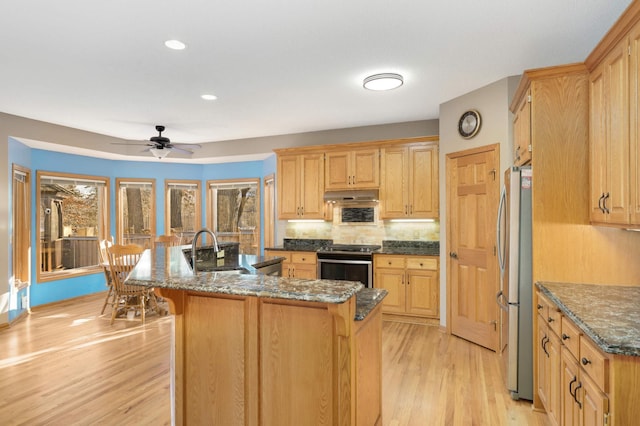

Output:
xmin=317 ymin=258 xmax=372 ymax=288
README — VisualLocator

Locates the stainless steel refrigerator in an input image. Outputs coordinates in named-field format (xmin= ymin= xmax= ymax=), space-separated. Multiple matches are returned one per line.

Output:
xmin=496 ymin=165 xmax=533 ymax=401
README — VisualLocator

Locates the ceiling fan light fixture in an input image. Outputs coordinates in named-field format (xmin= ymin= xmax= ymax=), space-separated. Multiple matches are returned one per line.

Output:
xmin=150 ymin=147 xmax=170 ymax=159
xmin=363 ymin=73 xmax=404 ymax=91
xmin=164 ymin=39 xmax=186 ymax=50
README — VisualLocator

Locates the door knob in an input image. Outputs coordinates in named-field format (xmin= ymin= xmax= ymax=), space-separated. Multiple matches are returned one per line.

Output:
xmin=449 ymin=252 xmax=458 ymax=259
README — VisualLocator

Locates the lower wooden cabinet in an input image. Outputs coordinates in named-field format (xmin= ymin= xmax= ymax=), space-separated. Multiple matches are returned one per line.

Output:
xmin=536 ymin=291 xmax=617 ymax=426
xmin=374 ymin=254 xmax=438 ymax=319
xmin=265 ymin=250 xmax=317 ymax=279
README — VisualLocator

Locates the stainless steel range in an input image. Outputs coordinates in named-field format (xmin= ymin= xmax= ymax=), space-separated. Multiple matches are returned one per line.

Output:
xmin=317 ymin=244 xmax=381 ymax=288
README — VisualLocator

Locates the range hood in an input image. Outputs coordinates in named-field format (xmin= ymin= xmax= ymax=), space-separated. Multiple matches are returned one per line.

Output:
xmin=323 ymin=189 xmax=379 ymax=203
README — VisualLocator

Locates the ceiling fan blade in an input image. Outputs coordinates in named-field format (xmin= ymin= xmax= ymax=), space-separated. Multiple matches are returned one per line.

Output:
xmin=169 ymin=146 xmax=195 ymax=154
xmin=171 ymin=143 xmax=201 ymax=150
xmin=111 ymin=142 xmax=150 ymax=146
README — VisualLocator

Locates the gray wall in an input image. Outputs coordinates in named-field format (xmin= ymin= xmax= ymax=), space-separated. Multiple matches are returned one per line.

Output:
xmin=437 ymin=75 xmax=521 ymax=327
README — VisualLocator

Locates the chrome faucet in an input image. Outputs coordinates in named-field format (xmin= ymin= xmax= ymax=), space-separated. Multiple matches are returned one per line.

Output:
xmin=191 ymin=228 xmax=220 ymax=275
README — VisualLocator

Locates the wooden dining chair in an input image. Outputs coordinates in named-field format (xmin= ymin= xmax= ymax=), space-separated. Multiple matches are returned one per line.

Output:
xmin=99 ymin=238 xmax=115 ymax=315
xmin=106 ymin=244 xmax=158 ymax=325
xmin=154 ymin=234 xmax=180 ymax=247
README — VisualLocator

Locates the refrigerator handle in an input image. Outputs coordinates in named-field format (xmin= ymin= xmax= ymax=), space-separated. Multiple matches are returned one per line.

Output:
xmin=496 ymin=184 xmax=507 ymax=273
xmin=496 ymin=290 xmax=509 ymax=312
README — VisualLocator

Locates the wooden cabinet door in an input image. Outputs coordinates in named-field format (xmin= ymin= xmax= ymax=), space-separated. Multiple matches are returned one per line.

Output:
xmin=537 ymin=320 xmax=550 ymax=412
xmin=605 ymin=40 xmax=630 ymax=224
xmin=590 ymin=64 xmax=609 ymax=223
xmin=292 ymin=263 xmax=317 ymax=279
xmin=406 ymin=269 xmax=438 ymax=317
xmin=278 ymin=155 xmax=301 ymax=219
xmin=375 ymin=268 xmax=406 ymax=313
xmin=561 ymin=347 xmax=581 ymax=426
xmin=630 ymin=22 xmax=640 ymax=225
xmin=580 ymin=372 xmax=609 ymax=426
xmin=408 ymin=145 xmax=438 ymax=218
xmin=514 ymin=90 xmax=532 ymax=166
xmin=351 ymin=148 xmax=379 ymax=189
xmin=325 ymin=151 xmax=351 ymax=190
xmin=299 ymin=154 xmax=325 ymax=219
xmin=547 ymin=331 xmax=562 ymax=426
xmin=380 ymin=147 xmax=408 ymax=219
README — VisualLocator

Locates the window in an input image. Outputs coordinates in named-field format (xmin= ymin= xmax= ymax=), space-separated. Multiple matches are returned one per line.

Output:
xmin=116 ymin=178 xmax=156 ymax=249
xmin=165 ymin=180 xmax=201 ymax=245
xmin=37 ymin=171 xmax=109 ymax=281
xmin=207 ymin=178 xmax=260 ymax=255
xmin=13 ymin=164 xmax=31 ymax=289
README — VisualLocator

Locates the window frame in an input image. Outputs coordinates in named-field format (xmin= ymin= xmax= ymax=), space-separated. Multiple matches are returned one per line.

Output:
xmin=36 ymin=170 xmax=110 ymax=282
xmin=116 ymin=178 xmax=156 ymax=249
xmin=165 ymin=179 xmax=202 ymax=244
xmin=206 ymin=178 xmax=261 ymax=254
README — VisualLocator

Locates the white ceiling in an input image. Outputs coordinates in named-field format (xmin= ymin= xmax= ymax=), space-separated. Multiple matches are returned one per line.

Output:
xmin=0 ymin=0 xmax=633 ymax=157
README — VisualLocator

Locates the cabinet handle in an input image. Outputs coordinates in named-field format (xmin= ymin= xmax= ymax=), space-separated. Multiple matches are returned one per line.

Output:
xmin=541 ymin=335 xmax=549 ymax=357
xmin=537 ymin=304 xmax=543 ymax=310
xmin=548 ymin=317 xmax=555 ymax=323
xmin=581 ymin=357 xmax=591 ymax=366
xmin=405 ymin=205 xmax=408 ymax=215
xmin=569 ymin=376 xmax=577 ymax=399
xmin=301 ymin=206 xmax=304 ymax=216
xmin=573 ymin=382 xmax=582 ymax=409
xmin=352 ymin=175 xmax=356 ymax=184
xmin=598 ymin=193 xmax=605 ymax=213
xmin=388 ymin=261 xmax=392 ymax=265
xmin=562 ymin=333 xmax=570 ymax=341
xmin=409 ymin=205 xmax=413 ymax=214
xmin=603 ymin=192 xmax=610 ymax=214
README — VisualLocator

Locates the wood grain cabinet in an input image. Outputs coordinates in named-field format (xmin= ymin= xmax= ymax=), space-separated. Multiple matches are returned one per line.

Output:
xmin=265 ymin=250 xmax=317 ymax=279
xmin=325 ymin=148 xmax=379 ymax=190
xmin=536 ymin=291 xmax=615 ymax=426
xmin=588 ymin=19 xmax=640 ymax=226
xmin=513 ymin=88 xmax=532 ymax=166
xmin=374 ymin=254 xmax=438 ymax=319
xmin=379 ymin=143 xmax=439 ymax=219
xmin=277 ymin=153 xmax=327 ymax=220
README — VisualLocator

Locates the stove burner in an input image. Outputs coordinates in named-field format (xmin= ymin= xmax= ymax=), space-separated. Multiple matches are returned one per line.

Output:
xmin=319 ymin=244 xmax=381 ymax=253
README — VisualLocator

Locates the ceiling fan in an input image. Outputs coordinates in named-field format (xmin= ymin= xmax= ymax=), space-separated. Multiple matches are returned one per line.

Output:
xmin=119 ymin=125 xmax=202 ymax=159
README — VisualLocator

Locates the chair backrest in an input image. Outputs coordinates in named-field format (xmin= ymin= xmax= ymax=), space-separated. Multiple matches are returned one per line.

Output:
xmin=98 ymin=238 xmax=113 ymax=264
xmin=106 ymin=244 xmax=144 ymax=291
xmin=155 ymin=234 xmax=179 ymax=247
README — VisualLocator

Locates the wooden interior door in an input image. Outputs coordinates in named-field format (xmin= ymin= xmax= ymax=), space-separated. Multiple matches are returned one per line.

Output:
xmin=447 ymin=145 xmax=499 ymax=351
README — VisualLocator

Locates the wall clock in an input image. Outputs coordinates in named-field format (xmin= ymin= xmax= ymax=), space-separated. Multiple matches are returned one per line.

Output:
xmin=458 ymin=110 xmax=481 ymax=139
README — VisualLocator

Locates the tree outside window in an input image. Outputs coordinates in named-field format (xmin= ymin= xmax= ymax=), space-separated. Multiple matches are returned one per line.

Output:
xmin=37 ymin=172 xmax=109 ymax=281
xmin=166 ymin=180 xmax=201 ymax=245
xmin=116 ymin=179 xmax=155 ymax=248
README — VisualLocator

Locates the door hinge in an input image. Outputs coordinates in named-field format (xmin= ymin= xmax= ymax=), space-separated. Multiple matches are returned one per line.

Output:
xmin=604 ymin=412 xmax=610 ymax=426
xmin=493 ymin=246 xmax=497 ymax=256
xmin=527 ymin=94 xmax=532 ymax=103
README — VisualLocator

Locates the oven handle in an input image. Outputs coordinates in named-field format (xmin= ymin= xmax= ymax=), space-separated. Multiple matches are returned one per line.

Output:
xmin=317 ymin=258 xmax=373 ymax=265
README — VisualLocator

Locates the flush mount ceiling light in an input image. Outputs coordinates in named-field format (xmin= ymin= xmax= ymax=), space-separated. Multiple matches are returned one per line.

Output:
xmin=363 ymin=73 xmax=404 ymax=91
xmin=149 ymin=147 xmax=170 ymax=159
xmin=164 ymin=39 xmax=186 ymax=50
xmin=201 ymin=94 xmax=218 ymax=101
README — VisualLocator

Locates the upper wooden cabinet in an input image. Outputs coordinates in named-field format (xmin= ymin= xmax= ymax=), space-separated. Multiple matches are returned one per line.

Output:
xmin=513 ymin=89 xmax=532 ymax=166
xmin=325 ymin=148 xmax=379 ymax=190
xmin=589 ymin=35 xmax=631 ymax=226
xmin=379 ymin=143 xmax=439 ymax=219
xmin=277 ymin=153 xmax=327 ymax=220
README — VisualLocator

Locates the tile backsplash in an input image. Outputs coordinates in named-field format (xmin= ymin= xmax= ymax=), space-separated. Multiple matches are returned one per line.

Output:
xmin=278 ymin=207 xmax=440 ymax=245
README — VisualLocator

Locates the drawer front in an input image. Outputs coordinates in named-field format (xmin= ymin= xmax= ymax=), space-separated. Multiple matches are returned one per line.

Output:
xmin=579 ymin=336 xmax=609 ymax=393
xmin=375 ymin=255 xmax=405 ymax=269
xmin=538 ymin=292 xmax=561 ymax=336
xmin=405 ymin=257 xmax=437 ymax=270
xmin=266 ymin=250 xmax=291 ymax=263
xmin=291 ymin=252 xmax=317 ymax=265
xmin=535 ymin=292 xmax=548 ymax=321
xmin=560 ymin=317 xmax=581 ymax=360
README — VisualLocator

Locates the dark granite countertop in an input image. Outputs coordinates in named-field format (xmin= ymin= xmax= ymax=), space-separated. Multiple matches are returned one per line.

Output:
xmin=355 ymin=288 xmax=388 ymax=321
xmin=537 ymin=282 xmax=640 ymax=357
xmin=127 ymin=246 xmax=367 ymax=308
xmin=266 ymin=238 xmax=333 ymax=252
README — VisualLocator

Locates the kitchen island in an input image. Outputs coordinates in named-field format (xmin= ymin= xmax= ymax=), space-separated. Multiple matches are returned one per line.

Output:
xmin=127 ymin=245 xmax=386 ymax=426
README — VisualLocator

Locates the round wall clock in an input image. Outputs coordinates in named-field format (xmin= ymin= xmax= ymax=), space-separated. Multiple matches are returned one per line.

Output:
xmin=458 ymin=110 xmax=481 ymax=139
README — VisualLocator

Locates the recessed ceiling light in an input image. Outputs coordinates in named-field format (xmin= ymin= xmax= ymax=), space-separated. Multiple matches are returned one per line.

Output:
xmin=363 ymin=73 xmax=404 ymax=91
xmin=201 ymin=94 xmax=217 ymax=101
xmin=165 ymin=39 xmax=186 ymax=50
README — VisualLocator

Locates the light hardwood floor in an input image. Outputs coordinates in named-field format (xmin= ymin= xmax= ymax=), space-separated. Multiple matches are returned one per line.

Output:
xmin=0 ymin=293 xmax=549 ymax=425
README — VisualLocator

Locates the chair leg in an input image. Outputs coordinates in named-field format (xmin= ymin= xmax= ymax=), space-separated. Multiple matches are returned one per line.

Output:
xmin=140 ymin=295 xmax=146 ymax=324
xmin=101 ymin=286 xmax=113 ymax=315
